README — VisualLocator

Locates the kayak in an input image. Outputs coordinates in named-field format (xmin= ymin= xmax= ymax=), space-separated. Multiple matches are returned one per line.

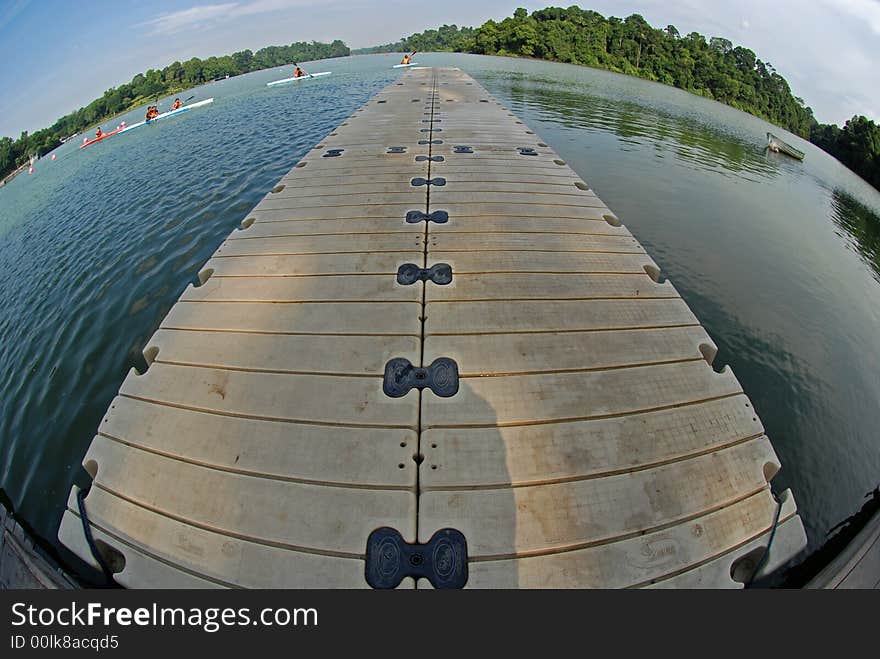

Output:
xmin=79 ymin=126 xmax=123 ymax=149
xmin=393 ymin=62 xmax=419 ymax=68
xmin=119 ymin=98 xmax=214 ymax=134
xmin=267 ymin=71 xmax=332 ymax=86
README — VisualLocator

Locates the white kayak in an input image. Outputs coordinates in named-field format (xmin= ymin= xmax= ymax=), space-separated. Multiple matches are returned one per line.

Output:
xmin=393 ymin=62 xmax=419 ymax=68
xmin=119 ymin=98 xmax=214 ymax=134
xmin=267 ymin=71 xmax=332 ymax=86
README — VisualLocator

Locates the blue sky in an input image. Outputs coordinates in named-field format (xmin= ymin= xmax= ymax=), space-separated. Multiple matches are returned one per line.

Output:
xmin=1 ymin=0 xmax=878 ymax=137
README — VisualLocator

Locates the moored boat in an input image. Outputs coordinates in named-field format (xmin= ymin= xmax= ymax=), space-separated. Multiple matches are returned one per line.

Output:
xmin=767 ymin=132 xmax=805 ymax=160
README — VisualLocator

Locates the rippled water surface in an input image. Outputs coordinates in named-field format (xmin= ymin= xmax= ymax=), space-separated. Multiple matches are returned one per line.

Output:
xmin=1 ymin=53 xmax=878 ymax=563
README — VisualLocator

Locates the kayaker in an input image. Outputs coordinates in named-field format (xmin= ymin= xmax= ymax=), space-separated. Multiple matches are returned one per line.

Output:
xmin=171 ymin=98 xmax=182 ymax=110
xmin=293 ymin=65 xmax=307 ymax=78
xmin=95 ymin=127 xmax=103 ymax=139
xmin=145 ymin=105 xmax=159 ymax=121
xmin=401 ymin=51 xmax=416 ymax=65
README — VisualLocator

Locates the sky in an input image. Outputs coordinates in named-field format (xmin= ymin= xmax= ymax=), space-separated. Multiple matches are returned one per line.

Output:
xmin=1 ymin=0 xmax=878 ymax=137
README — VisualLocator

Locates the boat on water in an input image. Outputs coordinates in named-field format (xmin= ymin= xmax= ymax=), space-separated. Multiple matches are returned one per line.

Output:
xmin=767 ymin=132 xmax=805 ymax=160
xmin=266 ymin=71 xmax=332 ymax=87
xmin=119 ymin=98 xmax=214 ymax=134
xmin=79 ymin=126 xmax=124 ymax=149
xmin=79 ymin=99 xmax=214 ymax=149
xmin=393 ymin=62 xmax=419 ymax=69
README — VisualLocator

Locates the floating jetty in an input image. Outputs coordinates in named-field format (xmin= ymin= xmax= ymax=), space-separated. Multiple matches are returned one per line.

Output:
xmin=59 ymin=68 xmax=806 ymax=588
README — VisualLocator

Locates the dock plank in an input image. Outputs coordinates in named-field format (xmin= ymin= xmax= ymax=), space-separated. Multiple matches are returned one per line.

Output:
xmin=119 ymin=362 xmax=418 ymax=428
xmin=161 ymin=300 xmax=421 ymax=335
xmin=81 ymin=437 xmax=416 ymax=555
xmin=426 ymin=273 xmax=677 ymax=301
xmin=98 ymin=396 xmax=415 ymax=487
xmin=419 ymin=438 xmax=778 ymax=556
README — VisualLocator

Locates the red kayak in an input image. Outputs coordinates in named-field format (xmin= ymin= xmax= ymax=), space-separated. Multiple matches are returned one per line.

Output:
xmin=79 ymin=126 xmax=123 ymax=149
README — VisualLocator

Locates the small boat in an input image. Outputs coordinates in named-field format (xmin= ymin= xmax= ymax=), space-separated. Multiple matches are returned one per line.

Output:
xmin=767 ymin=132 xmax=805 ymax=160
xmin=267 ymin=71 xmax=332 ymax=87
xmin=79 ymin=126 xmax=123 ymax=149
xmin=393 ymin=62 xmax=419 ymax=69
xmin=119 ymin=98 xmax=214 ymax=134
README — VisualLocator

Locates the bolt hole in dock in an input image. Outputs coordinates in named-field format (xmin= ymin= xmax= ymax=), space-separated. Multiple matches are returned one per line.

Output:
xmin=141 ymin=346 xmax=160 ymax=369
xmin=83 ymin=460 xmax=98 ymax=480
xmin=730 ymin=547 xmax=766 ymax=584
xmin=196 ymin=267 xmax=214 ymax=286
xmin=763 ymin=461 xmax=781 ymax=482
xmin=574 ymin=181 xmax=589 ymax=190
xmin=698 ymin=342 xmax=718 ymax=367
xmin=94 ymin=540 xmax=126 ymax=574
xmin=643 ymin=264 xmax=662 ymax=282
xmin=271 ymin=184 xmax=285 ymax=193
xmin=295 ymin=161 xmax=307 ymax=168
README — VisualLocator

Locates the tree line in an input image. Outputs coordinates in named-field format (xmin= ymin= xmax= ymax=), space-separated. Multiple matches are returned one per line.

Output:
xmin=397 ymin=7 xmax=879 ymax=191
xmin=1 ymin=40 xmax=349 ymax=181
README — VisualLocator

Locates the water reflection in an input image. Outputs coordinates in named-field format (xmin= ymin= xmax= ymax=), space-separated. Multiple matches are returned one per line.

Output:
xmin=829 ymin=188 xmax=880 ymax=283
xmin=487 ymin=72 xmax=779 ymax=181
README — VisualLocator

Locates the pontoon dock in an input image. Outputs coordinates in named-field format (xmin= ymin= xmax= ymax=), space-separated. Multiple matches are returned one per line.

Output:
xmin=59 ymin=68 xmax=806 ymax=588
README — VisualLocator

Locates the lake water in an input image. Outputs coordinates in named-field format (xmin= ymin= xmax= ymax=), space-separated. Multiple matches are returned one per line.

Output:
xmin=1 ymin=53 xmax=878 ymax=569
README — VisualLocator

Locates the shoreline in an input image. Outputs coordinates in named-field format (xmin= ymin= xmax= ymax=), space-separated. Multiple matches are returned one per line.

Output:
xmin=0 ymin=161 xmax=28 ymax=187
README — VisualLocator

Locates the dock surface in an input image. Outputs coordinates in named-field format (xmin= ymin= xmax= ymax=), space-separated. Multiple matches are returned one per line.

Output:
xmin=60 ymin=68 xmax=806 ymax=588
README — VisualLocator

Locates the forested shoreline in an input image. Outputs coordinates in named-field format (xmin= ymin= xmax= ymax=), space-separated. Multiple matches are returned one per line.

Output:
xmin=3 ymin=7 xmax=878 ymax=191
xmin=0 ymin=40 xmax=349 ymax=181
xmin=396 ymin=7 xmax=879 ymax=190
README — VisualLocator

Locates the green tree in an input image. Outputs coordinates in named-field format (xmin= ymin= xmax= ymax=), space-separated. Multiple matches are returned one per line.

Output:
xmin=395 ymin=6 xmax=878 ymax=191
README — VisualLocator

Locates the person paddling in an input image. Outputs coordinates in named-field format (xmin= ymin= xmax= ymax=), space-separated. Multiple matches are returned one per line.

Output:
xmin=145 ymin=105 xmax=159 ymax=121
xmin=171 ymin=98 xmax=182 ymax=110
xmin=401 ymin=51 xmax=416 ymax=65
xmin=293 ymin=64 xmax=308 ymax=78
xmin=95 ymin=127 xmax=103 ymax=139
